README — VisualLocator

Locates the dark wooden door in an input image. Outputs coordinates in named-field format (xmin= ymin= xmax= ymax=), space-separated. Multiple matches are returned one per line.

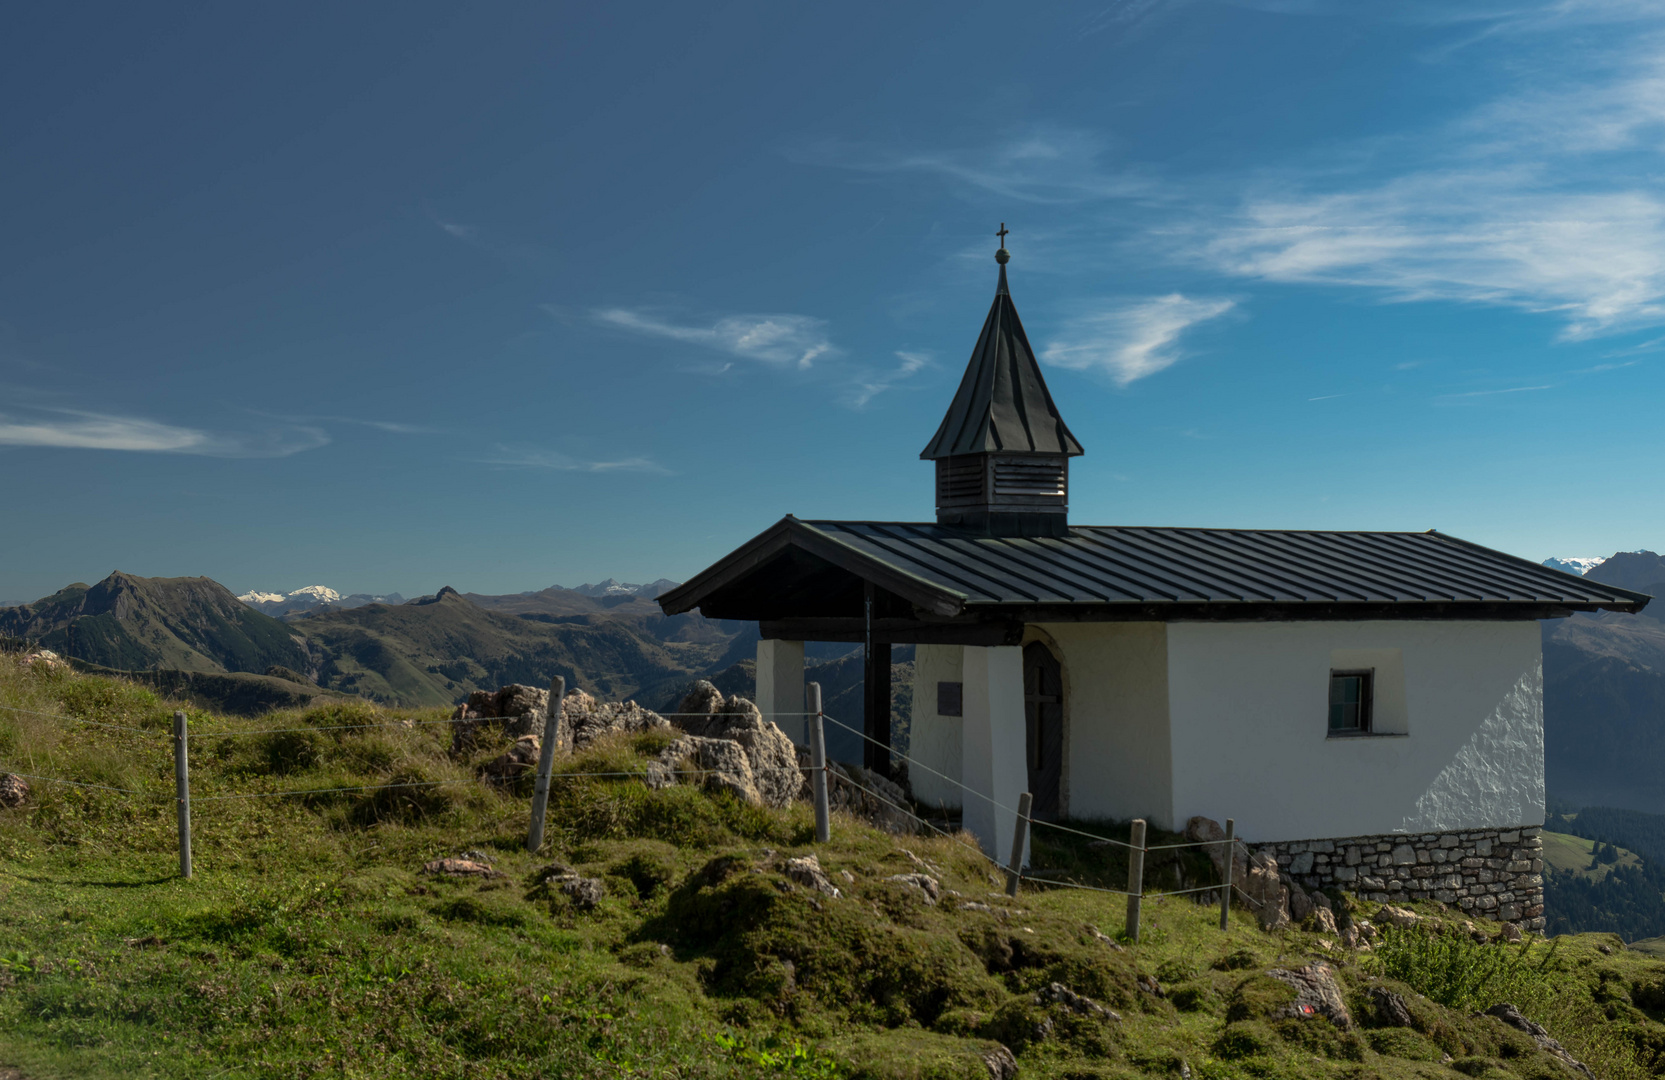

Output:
xmin=1024 ymin=641 xmax=1064 ymax=820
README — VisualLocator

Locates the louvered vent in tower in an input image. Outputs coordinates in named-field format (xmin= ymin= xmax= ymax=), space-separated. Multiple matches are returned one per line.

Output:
xmin=992 ymin=456 xmax=1067 ymax=499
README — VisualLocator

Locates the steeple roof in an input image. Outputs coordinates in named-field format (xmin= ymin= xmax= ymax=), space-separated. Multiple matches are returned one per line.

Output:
xmin=920 ymin=249 xmax=1083 ymax=460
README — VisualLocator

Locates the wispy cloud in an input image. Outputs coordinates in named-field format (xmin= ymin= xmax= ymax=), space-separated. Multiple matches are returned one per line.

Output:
xmin=847 ymin=350 xmax=932 ymax=408
xmin=0 ymin=409 xmax=328 ymax=457
xmin=1435 ymin=384 xmax=1555 ymax=402
xmin=470 ymin=445 xmax=670 ymax=474
xmin=1041 ymin=295 xmax=1237 ymax=385
xmin=1188 ymin=26 xmax=1665 ymax=339
xmin=594 ymin=309 xmax=837 ymax=369
xmin=791 ymin=127 xmax=1153 ymax=206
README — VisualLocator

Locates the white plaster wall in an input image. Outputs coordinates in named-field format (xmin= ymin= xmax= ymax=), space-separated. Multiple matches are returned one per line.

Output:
xmin=1166 ymin=620 xmax=1544 ymax=842
xmin=755 ymin=639 xmax=806 ymax=745
xmin=909 ymin=643 xmax=964 ymax=810
xmin=961 ymin=646 xmax=1029 ymax=861
xmin=1034 ymin=623 xmax=1172 ymax=828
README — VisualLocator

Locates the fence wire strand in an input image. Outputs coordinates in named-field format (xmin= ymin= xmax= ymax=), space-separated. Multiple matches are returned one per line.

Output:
xmin=0 ymin=704 xmax=156 ymax=734
xmin=2 ymin=771 xmax=142 ymax=795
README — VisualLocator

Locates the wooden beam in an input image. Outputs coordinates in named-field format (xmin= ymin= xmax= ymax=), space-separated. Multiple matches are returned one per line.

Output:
xmin=759 ymin=618 xmax=1024 ymax=645
xmin=863 ymin=635 xmax=892 ymax=779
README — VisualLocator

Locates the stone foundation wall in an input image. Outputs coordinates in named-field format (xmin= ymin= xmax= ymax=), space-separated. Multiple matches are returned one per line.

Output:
xmin=1255 ymin=826 xmax=1545 ymax=932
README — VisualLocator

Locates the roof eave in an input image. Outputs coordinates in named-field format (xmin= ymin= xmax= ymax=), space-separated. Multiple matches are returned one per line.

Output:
xmin=655 ymin=516 xmax=967 ymax=619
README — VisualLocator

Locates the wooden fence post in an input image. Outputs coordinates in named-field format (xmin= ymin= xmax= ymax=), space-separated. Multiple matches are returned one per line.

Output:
xmin=527 ymin=676 xmax=565 ymax=853
xmin=1220 ymin=818 xmax=1236 ymax=931
xmin=1126 ymin=818 xmax=1147 ymax=943
xmin=1005 ymin=791 xmax=1032 ymax=898
xmin=173 ymin=710 xmax=192 ymax=880
xmin=807 ymin=682 xmax=830 ymax=844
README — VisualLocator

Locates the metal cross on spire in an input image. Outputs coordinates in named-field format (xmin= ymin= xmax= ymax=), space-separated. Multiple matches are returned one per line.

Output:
xmin=996 ymin=222 xmax=1009 ymax=248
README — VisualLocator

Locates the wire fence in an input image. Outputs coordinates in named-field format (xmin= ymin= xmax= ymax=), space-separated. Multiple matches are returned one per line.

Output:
xmin=2 ymin=686 xmax=1258 ymax=938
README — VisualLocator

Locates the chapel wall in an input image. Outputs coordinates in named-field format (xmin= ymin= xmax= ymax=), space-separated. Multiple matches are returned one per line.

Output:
xmin=1256 ymin=825 xmax=1546 ymax=933
xmin=1165 ymin=620 xmax=1544 ymax=839
xmin=909 ymin=643 xmax=965 ymax=810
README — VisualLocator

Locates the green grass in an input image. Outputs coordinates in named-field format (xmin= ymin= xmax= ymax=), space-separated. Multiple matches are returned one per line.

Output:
xmin=4 ymin=658 xmax=1665 ymax=1079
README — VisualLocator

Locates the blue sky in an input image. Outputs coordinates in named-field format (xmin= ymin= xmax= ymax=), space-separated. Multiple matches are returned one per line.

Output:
xmin=4 ymin=1 xmax=1665 ymax=602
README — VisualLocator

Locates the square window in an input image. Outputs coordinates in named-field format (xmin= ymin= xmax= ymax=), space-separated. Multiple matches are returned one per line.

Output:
xmin=1329 ymin=670 xmax=1373 ymax=734
xmin=937 ymin=681 xmax=963 ymax=717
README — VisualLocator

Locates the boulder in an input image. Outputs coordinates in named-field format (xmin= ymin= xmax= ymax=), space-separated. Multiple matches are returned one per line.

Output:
xmin=450 ymin=683 xmax=551 ymax=754
xmin=1306 ymin=906 xmax=1339 ymax=937
xmin=19 ymin=649 xmax=67 ymax=672
xmin=1185 ymin=816 xmax=1248 ymax=885
xmin=1484 ymin=1004 xmax=1594 ymax=1079
xmin=1241 ymin=851 xmax=1289 ymax=930
xmin=559 ymin=688 xmax=670 ymax=752
xmin=0 ymin=772 xmax=28 ymax=808
xmin=980 ymin=1045 xmax=1018 ymax=1080
xmin=1288 ymin=880 xmax=1314 ymax=923
xmin=666 ymin=678 xmax=809 ymax=805
xmin=423 ymin=857 xmax=504 ymax=878
xmin=798 ymin=748 xmax=918 ymax=834
xmin=1376 ymin=905 xmax=1421 ymax=929
xmin=886 ymin=873 xmax=941 ymax=904
xmin=479 ymin=735 xmax=541 ymax=785
xmin=1369 ymin=987 xmax=1415 ymax=1028
xmin=1036 ymin=981 xmax=1118 ymax=1021
xmin=783 ymin=854 xmax=841 ymax=898
xmin=1267 ymin=962 xmax=1352 ymax=1029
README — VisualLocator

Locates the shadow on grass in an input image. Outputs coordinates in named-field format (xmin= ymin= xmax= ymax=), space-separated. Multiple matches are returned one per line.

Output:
xmin=0 ymin=870 xmax=179 ymax=888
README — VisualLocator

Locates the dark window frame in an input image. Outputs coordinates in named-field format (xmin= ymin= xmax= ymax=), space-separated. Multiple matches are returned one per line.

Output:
xmin=1328 ymin=668 xmax=1374 ymax=736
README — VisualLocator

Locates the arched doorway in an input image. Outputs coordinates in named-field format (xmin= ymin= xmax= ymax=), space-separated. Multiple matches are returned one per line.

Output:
xmin=1023 ymin=641 xmax=1064 ymax=820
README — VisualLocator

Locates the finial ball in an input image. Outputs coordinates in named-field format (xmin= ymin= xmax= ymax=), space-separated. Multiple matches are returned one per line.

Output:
xmin=995 ymin=248 xmax=1010 ymax=264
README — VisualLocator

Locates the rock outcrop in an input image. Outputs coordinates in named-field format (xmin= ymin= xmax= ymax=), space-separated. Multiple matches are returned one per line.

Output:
xmin=450 ymin=683 xmax=551 ymax=754
xmin=670 ymin=683 xmax=802 ymax=808
xmin=451 ymin=683 xmax=670 ymax=758
xmin=783 ymin=854 xmax=841 ymax=897
xmin=479 ymin=735 xmax=542 ymax=785
xmin=1267 ymin=962 xmax=1352 ymax=1029
xmin=558 ymin=688 xmax=671 ymax=752
xmin=1484 ymin=1003 xmax=1594 ymax=1079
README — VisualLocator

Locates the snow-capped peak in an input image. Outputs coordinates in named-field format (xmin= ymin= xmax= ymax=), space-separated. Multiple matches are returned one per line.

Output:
xmin=287 ymin=585 xmax=341 ymax=604
xmin=1542 ymin=556 xmax=1607 ymax=577
xmin=237 ymin=590 xmax=287 ymax=604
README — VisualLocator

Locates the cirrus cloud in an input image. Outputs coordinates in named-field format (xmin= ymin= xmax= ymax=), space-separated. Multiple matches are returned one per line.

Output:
xmin=594 ymin=308 xmax=837 ymax=369
xmin=1041 ymin=295 xmax=1237 ymax=385
xmin=0 ymin=409 xmax=328 ymax=457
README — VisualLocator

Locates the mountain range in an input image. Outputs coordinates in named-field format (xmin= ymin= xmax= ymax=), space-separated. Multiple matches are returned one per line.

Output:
xmin=1541 ymin=550 xmax=1665 ymax=814
xmin=10 ymin=552 xmax=1665 ymax=814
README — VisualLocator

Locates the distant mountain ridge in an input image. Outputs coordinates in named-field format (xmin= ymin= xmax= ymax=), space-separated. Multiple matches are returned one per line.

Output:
xmin=0 ymin=572 xmax=311 ymax=676
xmin=237 ymin=586 xmax=407 ymax=618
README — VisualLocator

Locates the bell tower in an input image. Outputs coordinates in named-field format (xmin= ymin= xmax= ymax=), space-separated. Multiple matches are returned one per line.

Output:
xmin=920 ymin=226 xmax=1083 ymax=538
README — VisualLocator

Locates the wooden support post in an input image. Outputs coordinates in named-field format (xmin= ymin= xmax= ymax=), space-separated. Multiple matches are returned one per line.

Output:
xmin=1126 ymin=818 xmax=1147 ymax=944
xmin=173 ymin=710 xmax=192 ymax=880
xmin=527 ymin=676 xmax=565 ymax=853
xmin=807 ymin=682 xmax=830 ymax=844
xmin=1220 ymin=818 xmax=1236 ymax=931
xmin=1004 ymin=791 xmax=1032 ymax=898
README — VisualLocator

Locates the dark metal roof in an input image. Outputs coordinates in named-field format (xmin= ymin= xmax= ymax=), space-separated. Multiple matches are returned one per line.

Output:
xmin=658 ymin=517 xmax=1651 ymax=623
xmin=919 ymin=259 xmax=1083 ymax=460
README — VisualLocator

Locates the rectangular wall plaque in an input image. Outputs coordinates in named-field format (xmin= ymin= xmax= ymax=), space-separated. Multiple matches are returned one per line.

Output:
xmin=937 ymin=681 xmax=963 ymax=717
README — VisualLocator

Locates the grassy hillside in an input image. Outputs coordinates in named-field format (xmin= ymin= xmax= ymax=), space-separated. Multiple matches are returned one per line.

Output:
xmin=1543 ymin=814 xmax=1665 ymax=941
xmin=1541 ymin=830 xmax=1642 ymax=883
xmin=4 ymin=661 xmax=1665 ymax=1079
